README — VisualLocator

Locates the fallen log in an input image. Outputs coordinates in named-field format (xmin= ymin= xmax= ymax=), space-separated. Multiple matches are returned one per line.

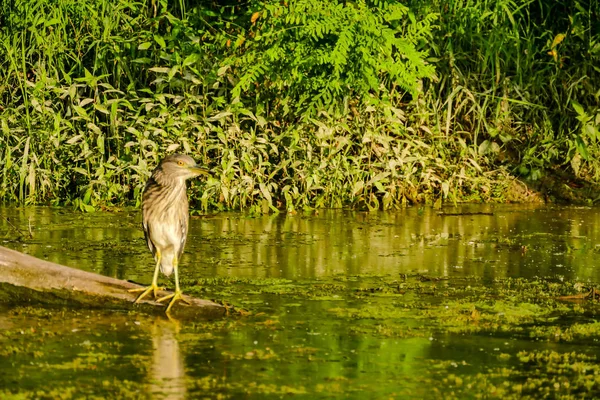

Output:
xmin=0 ymin=245 xmax=226 ymax=319
xmin=558 ymin=287 xmax=600 ymax=302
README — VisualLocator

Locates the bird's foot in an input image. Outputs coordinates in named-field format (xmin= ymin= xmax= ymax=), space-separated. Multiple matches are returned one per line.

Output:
xmin=129 ymin=283 xmax=164 ymax=303
xmin=157 ymin=290 xmax=189 ymax=313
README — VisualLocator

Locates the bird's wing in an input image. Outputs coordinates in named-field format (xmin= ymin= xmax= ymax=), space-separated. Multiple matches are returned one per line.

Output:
xmin=141 ymin=178 xmax=156 ymax=256
xmin=178 ymin=212 xmax=188 ymax=259
xmin=142 ymin=218 xmax=156 ymax=256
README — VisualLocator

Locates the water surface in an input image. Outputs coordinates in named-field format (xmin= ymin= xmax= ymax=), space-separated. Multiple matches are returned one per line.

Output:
xmin=1 ymin=205 xmax=600 ymax=398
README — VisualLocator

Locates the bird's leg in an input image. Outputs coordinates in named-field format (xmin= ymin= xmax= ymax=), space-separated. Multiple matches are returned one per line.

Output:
xmin=157 ymin=257 xmax=189 ymax=313
xmin=129 ymin=251 xmax=165 ymax=302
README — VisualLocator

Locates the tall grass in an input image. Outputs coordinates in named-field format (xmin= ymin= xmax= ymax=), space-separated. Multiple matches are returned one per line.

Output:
xmin=413 ymin=0 xmax=600 ymax=180
xmin=0 ymin=0 xmax=598 ymax=212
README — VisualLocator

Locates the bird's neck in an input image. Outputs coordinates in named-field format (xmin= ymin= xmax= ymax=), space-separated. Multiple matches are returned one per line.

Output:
xmin=154 ymin=170 xmax=187 ymax=191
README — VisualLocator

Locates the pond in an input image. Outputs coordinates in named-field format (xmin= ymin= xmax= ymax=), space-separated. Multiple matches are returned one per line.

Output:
xmin=1 ymin=204 xmax=600 ymax=399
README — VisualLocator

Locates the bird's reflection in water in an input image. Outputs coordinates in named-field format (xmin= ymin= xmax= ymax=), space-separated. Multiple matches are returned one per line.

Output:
xmin=149 ymin=318 xmax=186 ymax=400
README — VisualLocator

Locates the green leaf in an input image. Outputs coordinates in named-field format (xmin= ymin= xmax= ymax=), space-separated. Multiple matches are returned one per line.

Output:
xmin=478 ymin=140 xmax=492 ymax=156
xmin=44 ymin=18 xmax=60 ymax=27
xmin=441 ymin=181 xmax=450 ymax=198
xmin=97 ymin=135 xmax=105 ymax=155
xmin=259 ymin=183 xmax=272 ymax=204
xmin=72 ymin=106 xmax=89 ymax=118
xmin=83 ymin=188 xmax=92 ymax=204
xmin=94 ymin=104 xmax=110 ymax=115
xmin=208 ymin=111 xmax=233 ymax=122
xmin=183 ymin=53 xmax=200 ymax=67
xmin=79 ymin=98 xmax=94 ymax=107
xmin=154 ymin=35 xmax=166 ymax=48
xmin=132 ymin=57 xmax=152 ymax=64
xmin=585 ymin=124 xmax=599 ymax=140
xmin=572 ymin=101 xmax=584 ymax=116
xmin=217 ymin=65 xmax=230 ymax=76
xmin=66 ymin=135 xmax=83 ymax=144
xmin=575 ymin=135 xmax=589 ymax=160
xmin=73 ymin=167 xmax=89 ymax=175
xmin=149 ymin=67 xmax=170 ymax=74
xmin=138 ymin=42 xmax=152 ymax=50
xmin=168 ymin=65 xmax=179 ymax=80
xmin=352 ymin=181 xmax=364 ymax=196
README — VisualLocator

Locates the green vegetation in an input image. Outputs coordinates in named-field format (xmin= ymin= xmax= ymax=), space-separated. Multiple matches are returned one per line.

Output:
xmin=1 ymin=0 xmax=599 ymax=211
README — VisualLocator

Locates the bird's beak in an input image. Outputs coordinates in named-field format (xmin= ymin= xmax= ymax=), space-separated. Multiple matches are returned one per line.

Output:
xmin=189 ymin=165 xmax=210 ymax=176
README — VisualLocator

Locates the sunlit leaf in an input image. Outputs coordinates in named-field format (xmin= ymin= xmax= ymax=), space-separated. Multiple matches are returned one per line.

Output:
xmin=72 ymin=106 xmax=88 ymax=118
xmin=585 ymin=124 xmax=598 ymax=140
xmin=94 ymin=104 xmax=109 ymax=115
xmin=258 ymin=182 xmax=273 ymax=204
xmin=66 ymin=135 xmax=83 ymax=144
xmin=217 ymin=65 xmax=230 ymax=76
xmin=571 ymin=101 xmax=584 ymax=116
xmin=551 ymin=33 xmax=566 ymax=49
xmin=168 ymin=65 xmax=179 ymax=80
xmin=73 ymin=167 xmax=89 ymax=175
xmin=132 ymin=57 xmax=152 ymax=64
xmin=87 ymin=123 xmax=102 ymax=135
xmin=44 ymin=18 xmax=60 ymax=27
xmin=441 ymin=181 xmax=450 ymax=198
xmin=183 ymin=53 xmax=200 ymax=67
xmin=97 ymin=135 xmax=105 ymax=155
xmin=79 ymin=98 xmax=94 ymax=107
xmin=478 ymin=140 xmax=492 ymax=156
xmin=166 ymin=143 xmax=180 ymax=152
xmin=154 ymin=35 xmax=166 ymax=48
xmin=208 ymin=112 xmax=233 ymax=122
xmin=571 ymin=153 xmax=582 ymax=176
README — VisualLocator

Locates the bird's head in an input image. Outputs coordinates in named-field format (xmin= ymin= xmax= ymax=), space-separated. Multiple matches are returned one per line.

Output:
xmin=158 ymin=154 xmax=209 ymax=181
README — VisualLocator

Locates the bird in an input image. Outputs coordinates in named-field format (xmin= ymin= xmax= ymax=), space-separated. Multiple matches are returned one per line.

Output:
xmin=129 ymin=154 xmax=208 ymax=313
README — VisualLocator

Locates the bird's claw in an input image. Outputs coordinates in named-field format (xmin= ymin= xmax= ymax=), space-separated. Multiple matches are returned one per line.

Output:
xmin=157 ymin=290 xmax=189 ymax=313
xmin=129 ymin=283 xmax=165 ymax=303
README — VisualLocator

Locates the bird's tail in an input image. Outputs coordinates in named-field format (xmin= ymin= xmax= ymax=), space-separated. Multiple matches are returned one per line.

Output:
xmin=159 ymin=252 xmax=175 ymax=277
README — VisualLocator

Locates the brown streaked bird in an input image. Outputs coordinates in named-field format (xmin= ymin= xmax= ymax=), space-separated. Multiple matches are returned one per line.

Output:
xmin=129 ymin=154 xmax=209 ymax=313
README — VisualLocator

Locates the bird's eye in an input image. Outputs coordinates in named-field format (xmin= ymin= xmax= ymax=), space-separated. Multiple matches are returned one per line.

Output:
xmin=177 ymin=160 xmax=185 ymax=166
